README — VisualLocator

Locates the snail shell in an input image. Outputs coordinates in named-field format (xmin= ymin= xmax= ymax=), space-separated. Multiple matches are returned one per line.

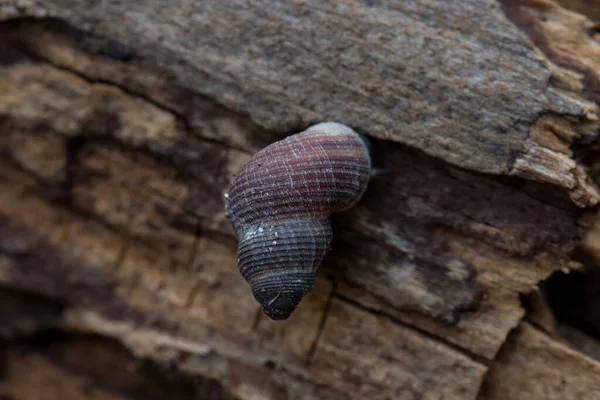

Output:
xmin=226 ymin=122 xmax=372 ymax=320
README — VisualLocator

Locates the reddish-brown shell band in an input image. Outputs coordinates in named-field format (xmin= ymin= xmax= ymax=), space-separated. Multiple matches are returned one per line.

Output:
xmin=226 ymin=122 xmax=372 ymax=320
xmin=227 ymin=122 xmax=371 ymax=227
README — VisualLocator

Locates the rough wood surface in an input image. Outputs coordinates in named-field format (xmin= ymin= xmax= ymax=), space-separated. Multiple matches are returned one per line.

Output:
xmin=0 ymin=292 xmax=235 ymax=400
xmin=3 ymin=0 xmax=600 ymax=399
xmin=3 ymin=0 xmax=600 ymax=206
xmin=479 ymin=322 xmax=600 ymax=400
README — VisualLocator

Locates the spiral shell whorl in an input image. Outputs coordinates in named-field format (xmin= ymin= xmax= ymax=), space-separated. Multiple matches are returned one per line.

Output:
xmin=227 ymin=122 xmax=371 ymax=320
xmin=237 ymin=219 xmax=332 ymax=320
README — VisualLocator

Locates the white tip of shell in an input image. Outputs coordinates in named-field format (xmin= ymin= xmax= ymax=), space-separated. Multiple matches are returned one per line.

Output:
xmin=305 ymin=122 xmax=358 ymax=137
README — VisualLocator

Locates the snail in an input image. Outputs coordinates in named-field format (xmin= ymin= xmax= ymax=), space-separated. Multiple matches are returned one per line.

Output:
xmin=226 ymin=122 xmax=372 ymax=320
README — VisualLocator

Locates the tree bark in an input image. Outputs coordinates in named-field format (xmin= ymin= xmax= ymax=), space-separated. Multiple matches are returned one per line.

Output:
xmin=2 ymin=1 xmax=600 ymax=399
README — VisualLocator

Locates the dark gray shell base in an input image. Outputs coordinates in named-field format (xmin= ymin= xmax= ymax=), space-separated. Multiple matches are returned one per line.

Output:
xmin=236 ymin=219 xmax=332 ymax=320
xmin=252 ymin=271 xmax=315 ymax=320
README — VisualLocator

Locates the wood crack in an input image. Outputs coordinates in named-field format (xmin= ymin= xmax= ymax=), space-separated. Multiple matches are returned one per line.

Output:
xmin=333 ymin=292 xmax=490 ymax=367
xmin=305 ymin=279 xmax=336 ymax=366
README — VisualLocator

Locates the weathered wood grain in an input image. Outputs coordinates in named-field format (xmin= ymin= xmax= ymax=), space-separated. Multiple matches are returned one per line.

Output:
xmin=0 ymin=151 xmax=489 ymax=399
xmin=0 ymin=328 xmax=237 ymax=400
xmin=0 ymin=49 xmax=581 ymax=359
xmin=3 ymin=0 xmax=600 ymax=399
xmin=2 ymin=0 xmax=599 ymax=206
xmin=480 ymin=322 xmax=600 ymax=400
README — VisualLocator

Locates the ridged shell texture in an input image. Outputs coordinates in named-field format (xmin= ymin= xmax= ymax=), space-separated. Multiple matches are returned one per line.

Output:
xmin=226 ymin=122 xmax=372 ymax=320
